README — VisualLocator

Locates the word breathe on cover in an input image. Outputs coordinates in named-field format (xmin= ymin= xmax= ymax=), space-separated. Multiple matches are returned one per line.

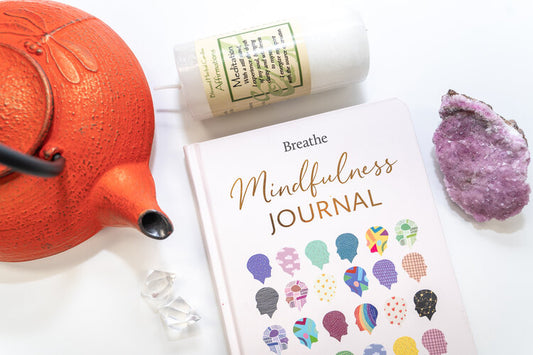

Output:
xmin=283 ymin=134 xmax=328 ymax=152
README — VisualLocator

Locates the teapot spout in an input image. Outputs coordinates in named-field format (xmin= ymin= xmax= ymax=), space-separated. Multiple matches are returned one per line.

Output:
xmin=91 ymin=162 xmax=173 ymax=239
xmin=138 ymin=209 xmax=173 ymax=239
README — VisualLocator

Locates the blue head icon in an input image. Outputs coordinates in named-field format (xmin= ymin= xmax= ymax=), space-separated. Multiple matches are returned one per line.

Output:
xmin=335 ymin=233 xmax=359 ymax=262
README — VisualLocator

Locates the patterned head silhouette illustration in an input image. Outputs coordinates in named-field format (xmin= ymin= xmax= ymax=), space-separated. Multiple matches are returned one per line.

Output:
xmin=393 ymin=336 xmax=419 ymax=355
xmin=247 ymin=254 xmax=272 ymax=283
xmin=322 ymin=310 xmax=348 ymax=342
xmin=364 ymin=344 xmax=387 ymax=355
xmin=414 ymin=289 xmax=438 ymax=320
xmin=314 ymin=273 xmax=337 ymax=302
xmin=373 ymin=259 xmax=398 ymax=289
xmin=422 ymin=329 xmax=448 ymax=355
xmin=276 ymin=247 xmax=300 ymax=276
xmin=255 ymin=287 xmax=279 ymax=318
xmin=263 ymin=325 xmax=289 ymax=355
xmin=384 ymin=296 xmax=408 ymax=326
xmin=293 ymin=318 xmax=318 ymax=349
xmin=305 ymin=240 xmax=330 ymax=269
xmin=395 ymin=219 xmax=418 ymax=247
xmin=365 ymin=226 xmax=389 ymax=255
xmin=335 ymin=233 xmax=359 ymax=262
xmin=354 ymin=303 xmax=378 ymax=334
xmin=343 ymin=266 xmax=369 ymax=296
xmin=285 ymin=280 xmax=308 ymax=311
xmin=402 ymin=252 xmax=428 ymax=282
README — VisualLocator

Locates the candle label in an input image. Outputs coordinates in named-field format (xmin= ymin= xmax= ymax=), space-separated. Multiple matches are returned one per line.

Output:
xmin=195 ymin=22 xmax=311 ymax=117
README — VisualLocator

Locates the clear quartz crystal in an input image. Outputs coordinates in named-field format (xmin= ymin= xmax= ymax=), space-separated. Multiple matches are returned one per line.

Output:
xmin=159 ymin=296 xmax=201 ymax=332
xmin=141 ymin=270 xmax=176 ymax=308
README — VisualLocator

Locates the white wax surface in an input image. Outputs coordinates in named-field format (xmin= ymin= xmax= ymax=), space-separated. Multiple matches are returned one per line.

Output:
xmin=174 ymin=8 xmax=369 ymax=120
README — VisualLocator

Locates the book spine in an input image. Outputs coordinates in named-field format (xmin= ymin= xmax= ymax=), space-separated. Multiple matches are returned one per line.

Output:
xmin=184 ymin=144 xmax=241 ymax=355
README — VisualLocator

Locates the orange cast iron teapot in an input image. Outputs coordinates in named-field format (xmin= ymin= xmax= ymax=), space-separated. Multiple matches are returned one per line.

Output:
xmin=0 ymin=0 xmax=173 ymax=261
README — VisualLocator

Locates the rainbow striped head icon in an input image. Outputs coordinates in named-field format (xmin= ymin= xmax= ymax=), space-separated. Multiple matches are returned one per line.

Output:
xmin=263 ymin=325 xmax=289 ymax=355
xmin=393 ymin=336 xmax=419 ymax=355
xmin=343 ymin=266 xmax=369 ymax=296
xmin=322 ymin=310 xmax=348 ymax=342
xmin=293 ymin=318 xmax=318 ymax=349
xmin=422 ymin=329 xmax=448 ymax=355
xmin=247 ymin=254 xmax=272 ymax=284
xmin=365 ymin=226 xmax=389 ymax=255
xmin=354 ymin=303 xmax=378 ymax=334
xmin=285 ymin=280 xmax=308 ymax=311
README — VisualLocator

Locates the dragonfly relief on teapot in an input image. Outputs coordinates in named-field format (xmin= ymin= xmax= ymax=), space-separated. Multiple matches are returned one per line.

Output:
xmin=0 ymin=0 xmax=173 ymax=262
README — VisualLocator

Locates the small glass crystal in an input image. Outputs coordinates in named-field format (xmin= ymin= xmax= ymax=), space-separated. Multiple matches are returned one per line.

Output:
xmin=159 ymin=296 xmax=201 ymax=332
xmin=141 ymin=270 xmax=176 ymax=308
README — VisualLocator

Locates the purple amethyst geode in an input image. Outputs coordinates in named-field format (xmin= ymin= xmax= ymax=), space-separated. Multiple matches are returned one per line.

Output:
xmin=433 ymin=90 xmax=530 ymax=222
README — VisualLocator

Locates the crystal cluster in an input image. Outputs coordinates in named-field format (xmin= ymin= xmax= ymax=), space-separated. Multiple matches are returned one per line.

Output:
xmin=141 ymin=270 xmax=200 ymax=336
xmin=433 ymin=90 xmax=530 ymax=222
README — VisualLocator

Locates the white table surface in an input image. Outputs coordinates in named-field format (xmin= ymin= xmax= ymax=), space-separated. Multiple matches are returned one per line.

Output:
xmin=1 ymin=0 xmax=532 ymax=354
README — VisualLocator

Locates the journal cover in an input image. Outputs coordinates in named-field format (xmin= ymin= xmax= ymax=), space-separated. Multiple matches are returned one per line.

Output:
xmin=184 ymin=100 xmax=476 ymax=355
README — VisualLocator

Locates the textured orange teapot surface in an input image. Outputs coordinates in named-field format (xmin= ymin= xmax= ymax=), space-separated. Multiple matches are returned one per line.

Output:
xmin=0 ymin=0 xmax=172 ymax=261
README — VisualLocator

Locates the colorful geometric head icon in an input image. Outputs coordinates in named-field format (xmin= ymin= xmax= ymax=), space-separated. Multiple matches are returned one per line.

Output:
xmin=343 ymin=266 xmax=369 ymax=296
xmin=373 ymin=259 xmax=398 ymax=289
xmin=322 ymin=310 xmax=348 ymax=342
xmin=354 ymin=303 xmax=378 ymax=334
xmin=293 ymin=318 xmax=318 ymax=349
xmin=305 ymin=240 xmax=330 ymax=269
xmin=365 ymin=226 xmax=389 ymax=255
xmin=276 ymin=247 xmax=300 ymax=276
xmin=285 ymin=280 xmax=308 ymax=311
xmin=263 ymin=325 xmax=289 ymax=355
xmin=395 ymin=219 xmax=418 ymax=247
xmin=422 ymin=329 xmax=448 ymax=355
xmin=414 ymin=289 xmax=438 ymax=320
xmin=384 ymin=296 xmax=408 ymax=326
xmin=402 ymin=252 xmax=428 ymax=282
xmin=314 ymin=273 xmax=337 ymax=302
xmin=335 ymin=233 xmax=359 ymax=262
xmin=393 ymin=336 xmax=419 ymax=355
xmin=247 ymin=254 xmax=272 ymax=283
xmin=255 ymin=287 xmax=279 ymax=318
xmin=363 ymin=344 xmax=387 ymax=355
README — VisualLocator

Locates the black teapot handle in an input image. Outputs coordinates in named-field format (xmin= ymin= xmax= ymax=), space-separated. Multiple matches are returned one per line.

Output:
xmin=0 ymin=143 xmax=65 ymax=177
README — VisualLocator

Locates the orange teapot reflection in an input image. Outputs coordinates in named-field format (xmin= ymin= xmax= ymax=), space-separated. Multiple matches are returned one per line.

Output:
xmin=0 ymin=0 xmax=173 ymax=261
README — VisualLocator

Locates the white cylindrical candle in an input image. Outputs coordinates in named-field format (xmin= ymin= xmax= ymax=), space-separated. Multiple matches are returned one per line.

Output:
xmin=175 ymin=8 xmax=369 ymax=120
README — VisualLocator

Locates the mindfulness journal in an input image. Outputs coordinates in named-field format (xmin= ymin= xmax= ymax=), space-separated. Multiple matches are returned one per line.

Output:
xmin=184 ymin=100 xmax=476 ymax=354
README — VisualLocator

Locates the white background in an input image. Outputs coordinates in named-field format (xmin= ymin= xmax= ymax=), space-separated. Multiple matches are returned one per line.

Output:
xmin=0 ymin=0 xmax=531 ymax=354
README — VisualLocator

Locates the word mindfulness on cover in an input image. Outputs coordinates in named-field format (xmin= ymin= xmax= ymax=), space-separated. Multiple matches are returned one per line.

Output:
xmin=229 ymin=151 xmax=398 ymax=235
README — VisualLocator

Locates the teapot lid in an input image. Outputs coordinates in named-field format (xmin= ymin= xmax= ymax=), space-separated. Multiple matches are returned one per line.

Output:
xmin=0 ymin=43 xmax=53 ymax=177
